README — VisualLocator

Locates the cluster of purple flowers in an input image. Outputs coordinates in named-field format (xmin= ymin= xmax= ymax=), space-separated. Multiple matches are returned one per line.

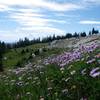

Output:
xmin=44 ymin=51 xmax=81 ymax=67
xmin=44 ymin=43 xmax=98 ymax=67
xmin=79 ymin=43 xmax=98 ymax=53
xmin=86 ymin=58 xmax=95 ymax=64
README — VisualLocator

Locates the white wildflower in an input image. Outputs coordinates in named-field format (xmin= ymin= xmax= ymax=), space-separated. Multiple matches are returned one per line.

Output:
xmin=70 ymin=70 xmax=76 ymax=75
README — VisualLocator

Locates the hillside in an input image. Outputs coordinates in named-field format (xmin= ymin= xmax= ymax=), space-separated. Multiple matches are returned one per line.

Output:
xmin=49 ymin=35 xmax=100 ymax=48
xmin=2 ymin=35 xmax=100 ymax=69
xmin=0 ymin=35 xmax=100 ymax=100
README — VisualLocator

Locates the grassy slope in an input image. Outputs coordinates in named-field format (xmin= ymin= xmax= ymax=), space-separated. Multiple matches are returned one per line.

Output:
xmin=2 ymin=42 xmax=69 ymax=69
xmin=3 ymin=43 xmax=47 ymax=69
xmin=0 ymin=36 xmax=100 ymax=99
xmin=0 ymin=48 xmax=100 ymax=100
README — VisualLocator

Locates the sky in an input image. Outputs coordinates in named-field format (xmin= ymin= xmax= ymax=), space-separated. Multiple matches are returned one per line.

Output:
xmin=0 ymin=0 xmax=100 ymax=42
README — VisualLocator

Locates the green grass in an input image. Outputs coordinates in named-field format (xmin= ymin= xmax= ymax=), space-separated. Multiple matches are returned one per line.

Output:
xmin=2 ymin=43 xmax=47 ymax=69
xmin=2 ymin=42 xmax=69 ymax=69
xmin=0 ymin=48 xmax=100 ymax=100
xmin=3 ymin=49 xmax=30 ymax=69
xmin=0 ymin=42 xmax=100 ymax=99
xmin=0 ymin=62 xmax=100 ymax=100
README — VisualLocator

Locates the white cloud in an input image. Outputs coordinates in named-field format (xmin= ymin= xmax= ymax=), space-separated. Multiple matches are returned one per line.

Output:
xmin=0 ymin=30 xmax=25 ymax=42
xmin=0 ymin=0 xmax=82 ymax=12
xmin=79 ymin=20 xmax=100 ymax=24
xmin=0 ymin=33 xmax=30 ymax=43
xmin=21 ymin=26 xmax=64 ymax=33
xmin=15 ymin=8 xmax=40 ymax=13
xmin=0 ymin=26 xmax=65 ymax=42
xmin=1 ymin=0 xmax=96 ymax=42
xmin=84 ymin=0 xmax=100 ymax=4
xmin=10 ymin=12 xmax=48 ymax=27
xmin=0 ymin=1 xmax=67 ymax=42
xmin=0 ymin=4 xmax=13 ymax=11
xmin=9 ymin=10 xmax=66 ymax=27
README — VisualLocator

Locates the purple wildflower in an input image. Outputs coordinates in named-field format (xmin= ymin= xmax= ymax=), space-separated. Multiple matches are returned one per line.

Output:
xmin=90 ymin=67 xmax=100 ymax=78
xmin=86 ymin=58 xmax=95 ymax=64
xmin=90 ymin=72 xmax=100 ymax=78
xmin=90 ymin=67 xmax=100 ymax=75
xmin=44 ymin=42 xmax=98 ymax=67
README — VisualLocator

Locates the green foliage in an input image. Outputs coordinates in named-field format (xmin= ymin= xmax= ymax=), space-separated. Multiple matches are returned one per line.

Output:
xmin=0 ymin=58 xmax=100 ymax=100
xmin=92 ymin=28 xmax=99 ymax=35
xmin=21 ymin=49 xmax=25 ymax=54
xmin=34 ymin=49 xmax=40 ymax=55
xmin=0 ymin=47 xmax=100 ymax=99
xmin=2 ymin=43 xmax=46 ymax=68
xmin=80 ymin=32 xmax=87 ymax=37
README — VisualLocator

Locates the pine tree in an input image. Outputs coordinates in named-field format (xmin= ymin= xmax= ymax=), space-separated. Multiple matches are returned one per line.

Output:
xmin=89 ymin=31 xmax=91 ymax=36
xmin=92 ymin=28 xmax=95 ymax=34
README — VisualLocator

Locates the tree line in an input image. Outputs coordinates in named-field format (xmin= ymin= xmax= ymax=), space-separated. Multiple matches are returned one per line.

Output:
xmin=5 ymin=28 xmax=100 ymax=48
xmin=0 ymin=28 xmax=99 ymax=71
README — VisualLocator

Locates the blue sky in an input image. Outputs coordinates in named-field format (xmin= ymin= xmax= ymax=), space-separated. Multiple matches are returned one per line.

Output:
xmin=0 ymin=0 xmax=100 ymax=42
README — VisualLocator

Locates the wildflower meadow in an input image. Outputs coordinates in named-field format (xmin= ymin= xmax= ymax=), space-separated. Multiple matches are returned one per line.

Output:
xmin=0 ymin=42 xmax=100 ymax=100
